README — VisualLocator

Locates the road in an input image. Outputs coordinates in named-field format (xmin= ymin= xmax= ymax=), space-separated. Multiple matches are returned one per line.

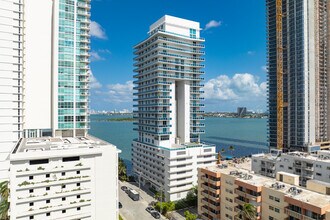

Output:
xmin=119 ymin=181 xmax=166 ymax=220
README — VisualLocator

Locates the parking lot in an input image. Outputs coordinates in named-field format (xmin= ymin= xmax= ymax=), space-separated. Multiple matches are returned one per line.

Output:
xmin=119 ymin=181 xmax=166 ymax=220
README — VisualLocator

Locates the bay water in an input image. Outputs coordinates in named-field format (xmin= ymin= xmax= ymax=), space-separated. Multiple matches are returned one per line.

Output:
xmin=89 ymin=114 xmax=268 ymax=173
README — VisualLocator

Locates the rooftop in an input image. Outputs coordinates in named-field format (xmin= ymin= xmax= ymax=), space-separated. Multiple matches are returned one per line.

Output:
xmin=12 ymin=135 xmax=111 ymax=154
xmin=253 ymin=150 xmax=330 ymax=162
xmin=202 ymin=161 xmax=330 ymax=209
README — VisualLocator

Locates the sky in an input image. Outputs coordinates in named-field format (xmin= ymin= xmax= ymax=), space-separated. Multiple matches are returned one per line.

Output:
xmin=89 ymin=0 xmax=267 ymax=112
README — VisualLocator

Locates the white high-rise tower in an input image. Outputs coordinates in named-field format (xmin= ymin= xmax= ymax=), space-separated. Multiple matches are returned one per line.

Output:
xmin=132 ymin=15 xmax=216 ymax=201
xmin=0 ymin=0 xmax=91 ymax=180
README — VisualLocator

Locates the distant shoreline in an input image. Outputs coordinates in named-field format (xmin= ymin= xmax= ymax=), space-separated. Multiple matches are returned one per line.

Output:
xmin=94 ymin=117 xmax=136 ymax=122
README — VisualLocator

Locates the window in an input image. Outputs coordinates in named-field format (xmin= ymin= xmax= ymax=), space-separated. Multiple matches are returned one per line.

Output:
xmin=279 ymin=165 xmax=284 ymax=168
xmin=62 ymin=172 xmax=65 ymax=176
xmin=46 ymin=213 xmax=50 ymax=216
xmin=274 ymin=197 xmax=280 ymax=202
xmin=269 ymin=195 xmax=274 ymax=200
xmin=275 ymin=208 xmax=280 ymax=213
xmin=29 ymin=202 xmax=34 ymax=207
xmin=29 ymin=176 xmax=33 ymax=180
xmin=77 ymin=183 xmax=80 ymax=187
xmin=269 ymin=206 xmax=274 ymax=211
xmin=63 ymin=156 xmax=80 ymax=162
xmin=30 ymin=159 xmax=49 ymax=165
xmin=76 ymin=171 xmax=80 ymax=175
xmin=46 ymin=174 xmax=50 ymax=178
xmin=316 ymin=173 xmax=322 ymax=176
xmin=269 ymin=217 xmax=274 ymax=220
xmin=62 ymin=185 xmax=66 ymax=189
xmin=62 ymin=197 xmax=66 ymax=201
xmin=46 ymin=187 xmax=50 ymax=191
xmin=29 ymin=216 xmax=34 ymax=220
xmin=29 ymin=189 xmax=34 ymax=193
xmin=77 ymin=195 xmax=81 ymax=199
xmin=77 ymin=207 xmax=81 ymax=211
xmin=62 ymin=210 xmax=66 ymax=214
xmin=288 ymin=167 xmax=293 ymax=170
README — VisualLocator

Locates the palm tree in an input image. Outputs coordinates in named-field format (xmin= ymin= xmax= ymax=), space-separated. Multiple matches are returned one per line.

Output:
xmin=229 ymin=145 xmax=235 ymax=157
xmin=0 ymin=181 xmax=9 ymax=220
xmin=118 ymin=158 xmax=127 ymax=181
xmin=237 ymin=203 xmax=257 ymax=220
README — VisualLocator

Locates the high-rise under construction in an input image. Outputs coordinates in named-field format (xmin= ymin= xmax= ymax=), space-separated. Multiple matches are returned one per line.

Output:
xmin=267 ymin=0 xmax=330 ymax=152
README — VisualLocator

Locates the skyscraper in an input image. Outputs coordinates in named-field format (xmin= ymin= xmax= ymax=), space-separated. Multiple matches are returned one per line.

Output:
xmin=132 ymin=15 xmax=216 ymax=201
xmin=267 ymin=0 xmax=330 ymax=152
xmin=0 ymin=0 xmax=91 ymax=180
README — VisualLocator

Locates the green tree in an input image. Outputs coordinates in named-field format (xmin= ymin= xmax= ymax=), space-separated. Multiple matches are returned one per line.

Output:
xmin=118 ymin=158 xmax=127 ymax=181
xmin=154 ymin=191 xmax=165 ymax=201
xmin=184 ymin=210 xmax=197 ymax=220
xmin=0 ymin=181 xmax=9 ymax=220
xmin=155 ymin=201 xmax=174 ymax=215
xmin=229 ymin=145 xmax=235 ymax=157
xmin=186 ymin=186 xmax=198 ymax=206
xmin=237 ymin=203 xmax=257 ymax=220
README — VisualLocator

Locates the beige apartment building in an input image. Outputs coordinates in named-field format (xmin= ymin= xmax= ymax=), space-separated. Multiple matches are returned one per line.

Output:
xmin=198 ymin=161 xmax=330 ymax=220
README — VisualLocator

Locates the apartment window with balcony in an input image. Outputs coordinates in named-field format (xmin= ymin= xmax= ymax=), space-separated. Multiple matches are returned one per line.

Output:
xmin=29 ymin=176 xmax=33 ymax=180
xmin=46 ymin=187 xmax=50 ymax=191
xmin=46 ymin=200 xmax=50 ymax=204
xmin=29 ymin=202 xmax=34 ymax=207
xmin=77 ymin=207 xmax=81 ymax=211
xmin=29 ymin=216 xmax=34 ymax=220
xmin=46 ymin=174 xmax=50 ymax=178
xmin=29 ymin=189 xmax=33 ymax=193
xmin=46 ymin=213 xmax=50 ymax=217
xmin=62 ymin=210 xmax=66 ymax=214
xmin=62 ymin=197 xmax=66 ymax=201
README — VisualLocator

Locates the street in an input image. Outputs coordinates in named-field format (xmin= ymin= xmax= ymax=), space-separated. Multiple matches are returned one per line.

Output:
xmin=119 ymin=181 xmax=167 ymax=220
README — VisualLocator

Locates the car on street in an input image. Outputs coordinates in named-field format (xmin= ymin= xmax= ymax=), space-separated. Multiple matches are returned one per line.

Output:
xmin=121 ymin=186 xmax=128 ymax=191
xmin=118 ymin=202 xmax=122 ymax=209
xmin=150 ymin=211 xmax=161 ymax=219
xmin=146 ymin=206 xmax=155 ymax=213
xmin=125 ymin=187 xmax=132 ymax=194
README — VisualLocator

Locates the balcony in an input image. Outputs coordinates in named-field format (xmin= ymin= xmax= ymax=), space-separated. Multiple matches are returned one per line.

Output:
xmin=234 ymin=198 xmax=245 ymax=206
xmin=285 ymin=208 xmax=302 ymax=219
xmin=201 ymin=176 xmax=220 ymax=186
xmin=201 ymin=183 xmax=220 ymax=194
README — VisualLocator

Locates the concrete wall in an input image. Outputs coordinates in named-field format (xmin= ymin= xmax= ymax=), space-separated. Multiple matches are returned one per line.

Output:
xmin=23 ymin=0 xmax=52 ymax=131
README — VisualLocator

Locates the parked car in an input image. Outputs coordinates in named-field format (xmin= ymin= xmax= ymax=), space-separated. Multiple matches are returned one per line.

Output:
xmin=125 ymin=187 xmax=132 ymax=194
xmin=146 ymin=206 xmax=155 ymax=213
xmin=118 ymin=202 xmax=122 ymax=209
xmin=150 ymin=211 xmax=161 ymax=219
xmin=121 ymin=186 xmax=128 ymax=191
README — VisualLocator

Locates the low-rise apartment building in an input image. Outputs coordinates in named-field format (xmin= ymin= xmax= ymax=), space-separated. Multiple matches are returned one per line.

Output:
xmin=252 ymin=150 xmax=330 ymax=186
xmin=8 ymin=136 xmax=120 ymax=220
xmin=198 ymin=160 xmax=330 ymax=220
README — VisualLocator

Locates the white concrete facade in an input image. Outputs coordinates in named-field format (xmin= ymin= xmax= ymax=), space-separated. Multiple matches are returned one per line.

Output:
xmin=0 ymin=0 xmax=24 ymax=181
xmin=0 ymin=0 xmax=91 ymax=181
xmin=132 ymin=15 xmax=216 ymax=201
xmin=9 ymin=136 xmax=120 ymax=220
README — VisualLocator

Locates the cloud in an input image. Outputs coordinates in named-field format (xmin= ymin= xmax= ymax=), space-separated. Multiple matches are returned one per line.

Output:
xmin=90 ymin=51 xmax=105 ymax=62
xmin=105 ymin=81 xmax=134 ymax=103
xmin=90 ymin=21 xmax=107 ymax=39
xmin=247 ymin=51 xmax=256 ymax=55
xmin=204 ymin=20 xmax=222 ymax=30
xmin=261 ymin=65 xmax=268 ymax=72
xmin=89 ymin=71 xmax=102 ymax=89
xmin=204 ymin=73 xmax=267 ymax=101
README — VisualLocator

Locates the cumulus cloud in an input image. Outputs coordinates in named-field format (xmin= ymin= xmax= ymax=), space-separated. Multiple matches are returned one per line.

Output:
xmin=90 ymin=51 xmax=105 ymax=62
xmin=105 ymin=81 xmax=134 ymax=103
xmin=204 ymin=73 xmax=267 ymax=101
xmin=204 ymin=20 xmax=222 ymax=30
xmin=90 ymin=21 xmax=107 ymax=39
xmin=89 ymin=71 xmax=102 ymax=89
xmin=247 ymin=51 xmax=256 ymax=55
